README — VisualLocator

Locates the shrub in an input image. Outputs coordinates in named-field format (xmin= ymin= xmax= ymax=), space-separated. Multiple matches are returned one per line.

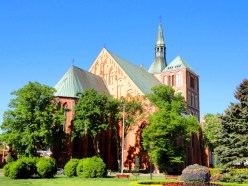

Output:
xmin=210 ymin=168 xmax=224 ymax=182
xmin=82 ymin=156 xmax=107 ymax=178
xmin=8 ymin=160 xmax=27 ymax=179
xmin=181 ymin=164 xmax=210 ymax=184
xmin=3 ymin=162 xmax=13 ymax=177
xmin=222 ymin=168 xmax=248 ymax=183
xmin=36 ymin=157 xmax=57 ymax=178
xmin=76 ymin=159 xmax=85 ymax=177
xmin=64 ymin=158 xmax=79 ymax=177
xmin=19 ymin=157 xmax=37 ymax=178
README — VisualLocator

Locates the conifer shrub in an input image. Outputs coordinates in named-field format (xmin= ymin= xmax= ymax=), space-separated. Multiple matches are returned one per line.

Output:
xmin=36 ymin=157 xmax=57 ymax=178
xmin=181 ymin=164 xmax=210 ymax=184
xmin=81 ymin=156 xmax=107 ymax=178
xmin=64 ymin=158 xmax=79 ymax=177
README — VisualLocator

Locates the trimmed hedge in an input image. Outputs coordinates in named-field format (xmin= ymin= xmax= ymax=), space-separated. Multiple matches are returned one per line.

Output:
xmin=5 ymin=157 xmax=37 ymax=179
xmin=81 ymin=156 xmax=107 ymax=178
xmin=76 ymin=159 xmax=86 ymax=177
xmin=8 ymin=160 xmax=27 ymax=179
xmin=36 ymin=157 xmax=57 ymax=178
xmin=64 ymin=158 xmax=79 ymax=177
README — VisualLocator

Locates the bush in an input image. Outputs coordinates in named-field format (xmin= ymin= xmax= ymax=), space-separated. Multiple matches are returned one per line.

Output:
xmin=81 ymin=156 xmax=107 ymax=178
xmin=8 ymin=160 xmax=26 ymax=179
xmin=64 ymin=158 xmax=79 ymax=177
xmin=76 ymin=159 xmax=85 ymax=177
xmin=36 ymin=157 xmax=57 ymax=178
xmin=210 ymin=168 xmax=224 ymax=182
xmin=181 ymin=164 xmax=210 ymax=184
xmin=6 ymin=157 xmax=38 ymax=179
xmin=19 ymin=157 xmax=37 ymax=178
xmin=3 ymin=162 xmax=13 ymax=177
xmin=222 ymin=168 xmax=248 ymax=183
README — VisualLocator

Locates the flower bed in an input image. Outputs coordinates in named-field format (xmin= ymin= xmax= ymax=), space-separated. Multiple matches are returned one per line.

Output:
xmin=163 ymin=183 xmax=222 ymax=186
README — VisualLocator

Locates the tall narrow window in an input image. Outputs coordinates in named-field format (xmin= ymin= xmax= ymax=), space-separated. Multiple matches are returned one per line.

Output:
xmin=190 ymin=76 xmax=195 ymax=89
xmin=191 ymin=93 xmax=194 ymax=107
xmin=194 ymin=79 xmax=198 ymax=91
xmin=164 ymin=75 xmax=167 ymax=85
xmin=195 ymin=95 xmax=198 ymax=108
xmin=188 ymin=92 xmax=191 ymax=105
xmin=176 ymin=72 xmax=183 ymax=86
xmin=63 ymin=104 xmax=68 ymax=132
xmin=171 ymin=75 xmax=174 ymax=86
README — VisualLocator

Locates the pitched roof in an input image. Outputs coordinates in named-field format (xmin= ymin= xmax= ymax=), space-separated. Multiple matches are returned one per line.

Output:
xmin=163 ymin=56 xmax=198 ymax=76
xmin=107 ymin=50 xmax=161 ymax=94
xmin=54 ymin=66 xmax=110 ymax=98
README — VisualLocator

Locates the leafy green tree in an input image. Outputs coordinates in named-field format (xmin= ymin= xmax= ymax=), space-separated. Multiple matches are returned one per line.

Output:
xmin=203 ymin=114 xmax=222 ymax=150
xmin=215 ymin=79 xmax=248 ymax=170
xmin=72 ymin=89 xmax=110 ymax=156
xmin=0 ymin=82 xmax=65 ymax=157
xmin=116 ymin=96 xmax=143 ymax=170
xmin=142 ymin=84 xmax=199 ymax=169
xmin=72 ymin=89 xmax=143 ymax=169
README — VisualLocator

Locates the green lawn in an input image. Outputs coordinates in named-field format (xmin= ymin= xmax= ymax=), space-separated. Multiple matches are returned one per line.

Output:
xmin=0 ymin=175 xmax=174 ymax=186
xmin=0 ymin=175 xmax=247 ymax=186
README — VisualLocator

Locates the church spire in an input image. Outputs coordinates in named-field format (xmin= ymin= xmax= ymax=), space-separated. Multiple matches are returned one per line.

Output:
xmin=148 ymin=22 xmax=167 ymax=74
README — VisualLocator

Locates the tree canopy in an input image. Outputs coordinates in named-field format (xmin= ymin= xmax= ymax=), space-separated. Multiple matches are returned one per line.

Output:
xmin=142 ymin=84 xmax=199 ymax=169
xmin=202 ymin=114 xmax=222 ymax=150
xmin=72 ymin=89 xmax=110 ymax=156
xmin=215 ymin=79 xmax=248 ymax=170
xmin=0 ymin=82 xmax=65 ymax=157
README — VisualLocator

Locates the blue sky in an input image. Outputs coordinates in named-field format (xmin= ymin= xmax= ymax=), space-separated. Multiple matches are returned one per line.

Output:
xmin=0 ymin=0 xmax=247 ymax=124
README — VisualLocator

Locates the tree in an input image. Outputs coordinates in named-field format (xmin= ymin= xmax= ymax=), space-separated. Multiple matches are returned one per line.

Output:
xmin=0 ymin=82 xmax=65 ymax=157
xmin=72 ymin=89 xmax=110 ymax=156
xmin=215 ymin=79 xmax=248 ymax=170
xmin=142 ymin=84 xmax=199 ymax=169
xmin=72 ymin=89 xmax=143 ymax=168
xmin=116 ymin=95 xmax=143 ymax=170
xmin=202 ymin=114 xmax=222 ymax=150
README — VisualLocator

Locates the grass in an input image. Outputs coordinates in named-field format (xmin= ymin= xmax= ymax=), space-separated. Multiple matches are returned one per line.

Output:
xmin=0 ymin=175 xmax=175 ymax=186
xmin=0 ymin=175 xmax=247 ymax=186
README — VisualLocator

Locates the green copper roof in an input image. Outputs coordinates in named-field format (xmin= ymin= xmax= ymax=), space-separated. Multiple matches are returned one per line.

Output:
xmin=148 ymin=22 xmax=167 ymax=74
xmin=54 ymin=66 xmax=110 ymax=98
xmin=107 ymin=50 xmax=161 ymax=94
xmin=163 ymin=56 xmax=198 ymax=76
xmin=156 ymin=23 xmax=165 ymax=46
xmin=148 ymin=57 xmax=166 ymax=74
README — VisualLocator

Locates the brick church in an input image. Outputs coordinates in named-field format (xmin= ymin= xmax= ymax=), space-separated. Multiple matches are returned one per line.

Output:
xmin=53 ymin=23 xmax=204 ymax=170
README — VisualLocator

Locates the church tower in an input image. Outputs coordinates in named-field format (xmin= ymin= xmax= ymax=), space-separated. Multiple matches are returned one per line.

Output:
xmin=148 ymin=22 xmax=167 ymax=74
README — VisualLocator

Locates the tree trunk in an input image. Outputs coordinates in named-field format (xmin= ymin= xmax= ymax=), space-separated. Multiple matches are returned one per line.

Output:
xmin=93 ymin=135 xmax=100 ymax=156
